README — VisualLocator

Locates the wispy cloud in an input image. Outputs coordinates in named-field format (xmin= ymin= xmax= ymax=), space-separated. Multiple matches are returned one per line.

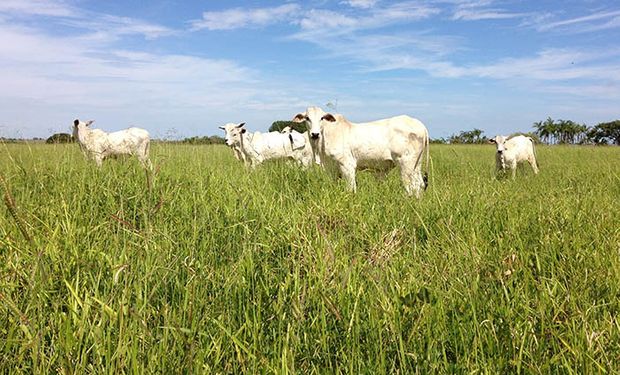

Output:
xmin=535 ymin=9 xmax=620 ymax=33
xmin=447 ymin=0 xmax=527 ymax=21
xmin=0 ymin=22 xmax=253 ymax=105
xmin=342 ymin=0 xmax=379 ymax=9
xmin=452 ymin=8 xmax=526 ymax=21
xmin=0 ymin=3 xmax=316 ymax=137
xmin=0 ymin=0 xmax=176 ymax=40
xmin=0 ymin=0 xmax=77 ymax=17
xmin=293 ymin=1 xmax=440 ymax=40
xmin=468 ymin=48 xmax=620 ymax=82
xmin=190 ymin=4 xmax=300 ymax=31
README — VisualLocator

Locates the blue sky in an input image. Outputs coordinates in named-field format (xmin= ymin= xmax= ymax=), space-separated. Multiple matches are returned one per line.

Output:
xmin=1 ymin=0 xmax=619 ymax=139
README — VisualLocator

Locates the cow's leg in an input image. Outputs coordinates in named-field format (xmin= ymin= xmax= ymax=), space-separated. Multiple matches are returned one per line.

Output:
xmin=140 ymin=156 xmax=153 ymax=170
xmin=495 ymin=156 xmax=505 ymax=178
xmin=510 ymin=161 xmax=517 ymax=179
xmin=94 ymin=154 xmax=104 ymax=167
xmin=528 ymin=156 xmax=539 ymax=174
xmin=339 ymin=161 xmax=357 ymax=192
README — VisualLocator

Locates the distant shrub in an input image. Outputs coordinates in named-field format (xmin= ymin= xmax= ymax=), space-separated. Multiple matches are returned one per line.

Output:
xmin=46 ymin=133 xmax=74 ymax=144
xmin=180 ymin=135 xmax=225 ymax=145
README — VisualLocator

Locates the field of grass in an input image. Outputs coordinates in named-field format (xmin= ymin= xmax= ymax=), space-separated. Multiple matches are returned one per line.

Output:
xmin=1 ymin=142 xmax=619 ymax=373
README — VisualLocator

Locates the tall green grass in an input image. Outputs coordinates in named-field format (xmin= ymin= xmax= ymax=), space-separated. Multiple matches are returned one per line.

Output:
xmin=1 ymin=142 xmax=619 ymax=373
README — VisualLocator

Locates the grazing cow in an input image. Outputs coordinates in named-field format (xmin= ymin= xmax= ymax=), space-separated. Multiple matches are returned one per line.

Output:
xmin=72 ymin=119 xmax=151 ymax=169
xmin=219 ymin=122 xmax=313 ymax=168
xmin=490 ymin=135 xmax=539 ymax=178
xmin=292 ymin=106 xmax=430 ymax=197
xmin=218 ymin=123 xmax=247 ymax=163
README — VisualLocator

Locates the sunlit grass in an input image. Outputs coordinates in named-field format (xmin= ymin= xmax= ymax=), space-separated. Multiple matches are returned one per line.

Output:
xmin=1 ymin=142 xmax=619 ymax=373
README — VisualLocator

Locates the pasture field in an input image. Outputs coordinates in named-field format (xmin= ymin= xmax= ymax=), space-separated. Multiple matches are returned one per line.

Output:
xmin=1 ymin=142 xmax=619 ymax=373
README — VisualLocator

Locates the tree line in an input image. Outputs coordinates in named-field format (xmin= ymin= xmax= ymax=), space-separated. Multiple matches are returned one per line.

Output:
xmin=533 ymin=118 xmax=619 ymax=145
xmin=431 ymin=118 xmax=619 ymax=145
xmin=25 ymin=117 xmax=620 ymax=146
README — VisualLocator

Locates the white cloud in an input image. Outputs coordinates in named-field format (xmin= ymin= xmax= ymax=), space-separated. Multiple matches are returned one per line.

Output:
xmin=293 ymin=1 xmax=440 ymax=40
xmin=0 ymin=17 xmax=327 ymax=138
xmin=68 ymin=15 xmax=178 ymax=40
xmin=0 ymin=22 xmax=253 ymax=104
xmin=452 ymin=8 xmax=526 ymax=21
xmin=535 ymin=9 xmax=620 ymax=33
xmin=190 ymin=4 xmax=300 ymax=31
xmin=444 ymin=0 xmax=527 ymax=21
xmin=342 ymin=0 xmax=379 ymax=9
xmin=0 ymin=0 xmax=77 ymax=17
xmin=0 ymin=0 xmax=176 ymax=41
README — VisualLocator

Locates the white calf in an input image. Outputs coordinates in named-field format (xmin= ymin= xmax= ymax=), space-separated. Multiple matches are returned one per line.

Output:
xmin=219 ymin=123 xmax=312 ymax=168
xmin=218 ymin=123 xmax=247 ymax=163
xmin=72 ymin=119 xmax=151 ymax=168
xmin=293 ymin=106 xmax=430 ymax=197
xmin=280 ymin=126 xmax=318 ymax=167
xmin=490 ymin=135 xmax=539 ymax=178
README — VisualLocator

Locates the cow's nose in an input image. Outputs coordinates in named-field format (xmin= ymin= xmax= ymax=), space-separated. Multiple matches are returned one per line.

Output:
xmin=310 ymin=133 xmax=320 ymax=140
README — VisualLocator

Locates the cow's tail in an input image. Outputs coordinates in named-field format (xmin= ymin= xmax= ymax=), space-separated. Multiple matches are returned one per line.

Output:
xmin=423 ymin=128 xmax=430 ymax=190
xmin=529 ymin=137 xmax=539 ymax=168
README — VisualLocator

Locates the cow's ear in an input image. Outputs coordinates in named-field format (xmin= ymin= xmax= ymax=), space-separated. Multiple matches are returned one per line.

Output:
xmin=488 ymin=138 xmax=496 ymax=144
xmin=236 ymin=122 xmax=245 ymax=128
xmin=292 ymin=113 xmax=306 ymax=123
xmin=241 ymin=128 xmax=247 ymax=134
xmin=218 ymin=126 xmax=225 ymax=130
xmin=86 ymin=120 xmax=94 ymax=126
xmin=322 ymin=113 xmax=336 ymax=122
xmin=74 ymin=119 xmax=79 ymax=126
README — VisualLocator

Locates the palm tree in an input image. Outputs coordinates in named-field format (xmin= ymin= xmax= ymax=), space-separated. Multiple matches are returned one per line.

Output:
xmin=544 ymin=117 xmax=557 ymax=144
xmin=533 ymin=120 xmax=549 ymax=144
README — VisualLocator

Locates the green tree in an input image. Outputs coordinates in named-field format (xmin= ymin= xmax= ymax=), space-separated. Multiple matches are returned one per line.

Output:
xmin=533 ymin=117 xmax=588 ymax=145
xmin=46 ymin=133 xmax=74 ymax=144
xmin=269 ymin=121 xmax=307 ymax=133
xmin=448 ymin=128 xmax=487 ymax=144
xmin=588 ymin=120 xmax=620 ymax=145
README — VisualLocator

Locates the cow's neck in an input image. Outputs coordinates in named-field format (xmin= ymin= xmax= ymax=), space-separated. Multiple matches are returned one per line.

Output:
xmin=74 ymin=125 xmax=93 ymax=144
xmin=239 ymin=132 xmax=258 ymax=158
xmin=321 ymin=120 xmax=348 ymax=144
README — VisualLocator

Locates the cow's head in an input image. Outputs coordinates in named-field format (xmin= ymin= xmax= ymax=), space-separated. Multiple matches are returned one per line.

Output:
xmin=73 ymin=119 xmax=94 ymax=127
xmin=73 ymin=119 xmax=94 ymax=136
xmin=489 ymin=135 xmax=508 ymax=154
xmin=218 ymin=122 xmax=246 ymax=147
xmin=292 ymin=106 xmax=336 ymax=140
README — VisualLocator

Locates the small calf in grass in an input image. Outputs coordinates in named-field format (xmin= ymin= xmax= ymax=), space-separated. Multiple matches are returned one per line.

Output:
xmin=490 ymin=135 xmax=539 ymax=178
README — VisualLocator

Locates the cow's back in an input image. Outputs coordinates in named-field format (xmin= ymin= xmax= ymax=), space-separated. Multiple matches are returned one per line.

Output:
xmin=252 ymin=131 xmax=291 ymax=158
xmin=349 ymin=115 xmax=426 ymax=160
xmin=505 ymin=135 xmax=534 ymax=160
xmin=107 ymin=128 xmax=149 ymax=152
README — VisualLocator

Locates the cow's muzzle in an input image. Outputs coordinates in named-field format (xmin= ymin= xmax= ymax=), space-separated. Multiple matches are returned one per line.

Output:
xmin=310 ymin=132 xmax=320 ymax=140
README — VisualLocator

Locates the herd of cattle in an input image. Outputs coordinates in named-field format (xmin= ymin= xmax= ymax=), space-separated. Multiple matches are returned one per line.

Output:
xmin=72 ymin=107 xmax=539 ymax=197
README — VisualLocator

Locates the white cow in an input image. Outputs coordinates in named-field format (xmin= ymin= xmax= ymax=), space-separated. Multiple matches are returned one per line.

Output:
xmin=293 ymin=106 xmax=430 ymax=197
xmin=219 ymin=122 xmax=313 ymax=168
xmin=72 ymin=119 xmax=151 ymax=169
xmin=280 ymin=126 xmax=319 ymax=166
xmin=218 ymin=123 xmax=247 ymax=163
xmin=490 ymin=135 xmax=539 ymax=178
